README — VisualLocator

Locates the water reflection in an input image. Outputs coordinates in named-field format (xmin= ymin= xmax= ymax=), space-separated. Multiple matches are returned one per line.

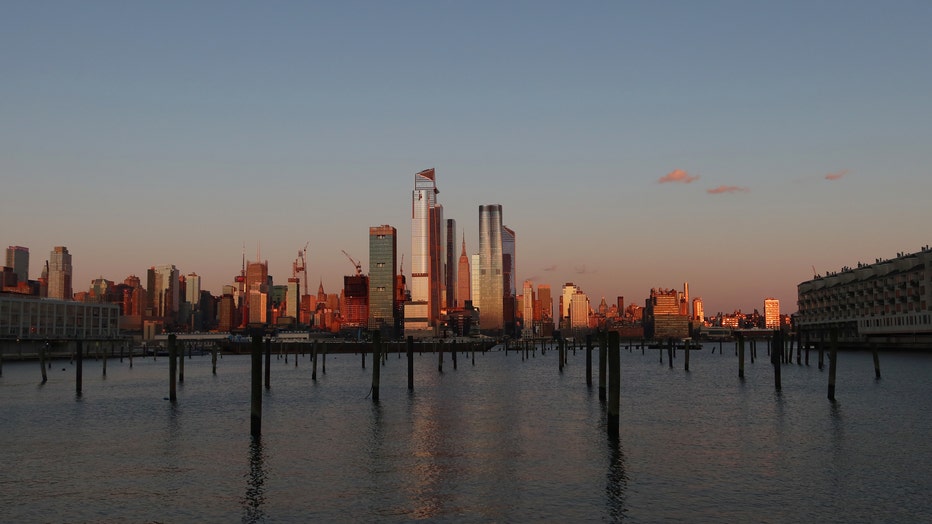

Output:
xmin=606 ymin=436 xmax=628 ymax=522
xmin=242 ymin=437 xmax=267 ymax=524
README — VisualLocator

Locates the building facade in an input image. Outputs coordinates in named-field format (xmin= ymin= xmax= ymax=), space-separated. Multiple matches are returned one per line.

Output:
xmin=796 ymin=247 xmax=932 ymax=347
xmin=764 ymin=298 xmax=780 ymax=329
xmin=456 ymin=236 xmax=470 ymax=308
xmin=6 ymin=246 xmax=29 ymax=284
xmin=368 ymin=225 xmax=397 ymax=336
xmin=47 ymin=246 xmax=73 ymax=300
xmin=478 ymin=204 xmax=504 ymax=334
xmin=405 ymin=168 xmax=443 ymax=332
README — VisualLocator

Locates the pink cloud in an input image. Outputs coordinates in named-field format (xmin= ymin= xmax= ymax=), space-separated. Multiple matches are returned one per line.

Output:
xmin=825 ymin=169 xmax=849 ymax=181
xmin=658 ymin=169 xmax=699 ymax=184
xmin=707 ymin=185 xmax=750 ymax=195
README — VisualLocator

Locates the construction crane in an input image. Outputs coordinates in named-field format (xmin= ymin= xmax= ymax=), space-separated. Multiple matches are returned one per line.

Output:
xmin=341 ymin=249 xmax=362 ymax=276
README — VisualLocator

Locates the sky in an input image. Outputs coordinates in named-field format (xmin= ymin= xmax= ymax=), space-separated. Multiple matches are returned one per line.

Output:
xmin=3 ymin=1 xmax=931 ymax=316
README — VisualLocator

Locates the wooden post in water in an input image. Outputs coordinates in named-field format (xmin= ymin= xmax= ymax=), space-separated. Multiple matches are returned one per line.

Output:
xmin=129 ymin=343 xmax=134 ymax=369
xmin=750 ymin=339 xmax=755 ymax=364
xmin=598 ymin=331 xmax=607 ymax=401
xmin=718 ymin=339 xmax=723 ymax=355
xmin=437 ymin=340 xmax=443 ymax=373
xmin=472 ymin=343 xmax=475 ymax=366
xmin=559 ymin=338 xmax=564 ymax=373
xmin=818 ymin=341 xmax=824 ymax=371
xmin=40 ymin=342 xmax=48 ymax=383
xmin=75 ymin=341 xmax=83 ymax=396
xmin=872 ymin=345 xmax=881 ymax=379
xmin=796 ymin=333 xmax=802 ymax=365
xmin=312 ymin=341 xmax=318 ymax=381
xmin=684 ymin=339 xmax=690 ymax=372
xmin=804 ymin=334 xmax=810 ymax=366
xmin=264 ymin=338 xmax=271 ymax=390
xmin=101 ymin=342 xmax=107 ymax=377
xmin=211 ymin=345 xmax=218 ymax=375
xmin=250 ymin=333 xmax=262 ymax=437
xmin=361 ymin=344 xmax=366 ymax=369
xmin=586 ymin=334 xmax=593 ymax=387
xmin=667 ymin=338 xmax=674 ymax=369
xmin=452 ymin=340 xmax=458 ymax=370
xmin=738 ymin=334 xmax=745 ymax=380
xmin=771 ymin=330 xmax=782 ymax=391
xmin=827 ymin=328 xmax=838 ymax=401
xmin=407 ymin=336 xmax=414 ymax=391
xmin=371 ymin=332 xmax=381 ymax=402
xmin=607 ymin=331 xmax=621 ymax=439
xmin=169 ymin=335 xmax=178 ymax=403
xmin=322 ymin=343 xmax=327 ymax=374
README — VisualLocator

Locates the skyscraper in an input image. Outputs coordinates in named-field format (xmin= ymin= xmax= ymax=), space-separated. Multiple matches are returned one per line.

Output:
xmin=185 ymin=273 xmax=201 ymax=305
xmin=765 ymin=298 xmax=780 ymax=329
xmin=457 ymin=236 xmax=470 ymax=307
xmin=479 ymin=204 xmax=504 ymax=334
xmin=538 ymin=284 xmax=552 ymax=323
xmin=471 ymin=253 xmax=481 ymax=311
xmin=445 ymin=218 xmax=456 ymax=309
xmin=502 ymin=225 xmax=516 ymax=335
xmin=368 ymin=225 xmax=397 ymax=337
xmin=522 ymin=280 xmax=535 ymax=336
xmin=47 ymin=246 xmax=73 ymax=300
xmin=406 ymin=168 xmax=443 ymax=332
xmin=6 ymin=246 xmax=29 ymax=283
xmin=246 ymin=259 xmax=270 ymax=324
xmin=147 ymin=264 xmax=179 ymax=320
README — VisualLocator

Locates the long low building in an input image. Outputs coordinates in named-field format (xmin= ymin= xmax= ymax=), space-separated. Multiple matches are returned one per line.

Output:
xmin=0 ymin=294 xmax=120 ymax=340
xmin=796 ymin=247 xmax=932 ymax=347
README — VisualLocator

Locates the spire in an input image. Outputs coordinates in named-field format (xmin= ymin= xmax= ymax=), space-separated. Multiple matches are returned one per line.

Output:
xmin=460 ymin=233 xmax=467 ymax=256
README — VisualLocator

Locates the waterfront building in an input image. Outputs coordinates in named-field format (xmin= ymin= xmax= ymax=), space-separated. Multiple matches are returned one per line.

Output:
xmin=764 ymin=298 xmax=780 ymax=329
xmin=6 ymin=246 xmax=29 ymax=284
xmin=456 ymin=236 xmax=470 ymax=308
xmin=405 ymin=168 xmax=444 ymax=333
xmin=47 ymin=246 xmax=72 ymax=300
xmin=796 ymin=247 xmax=932 ymax=347
xmin=368 ymin=225 xmax=398 ymax=336
xmin=479 ymin=204 xmax=504 ymax=334
xmin=0 ymin=294 xmax=119 ymax=340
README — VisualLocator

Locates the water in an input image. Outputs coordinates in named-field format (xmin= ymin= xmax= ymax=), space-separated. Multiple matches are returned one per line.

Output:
xmin=1 ymin=344 xmax=931 ymax=522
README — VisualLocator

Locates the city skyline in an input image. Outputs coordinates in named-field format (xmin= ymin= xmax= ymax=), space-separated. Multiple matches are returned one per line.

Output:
xmin=3 ymin=2 xmax=932 ymax=315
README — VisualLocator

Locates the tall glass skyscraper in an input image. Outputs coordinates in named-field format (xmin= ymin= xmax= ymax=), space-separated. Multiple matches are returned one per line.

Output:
xmin=406 ymin=168 xmax=443 ymax=331
xmin=445 ymin=218 xmax=456 ymax=309
xmin=479 ymin=204 xmax=504 ymax=334
xmin=369 ymin=225 xmax=397 ymax=337
xmin=6 ymin=246 xmax=29 ymax=283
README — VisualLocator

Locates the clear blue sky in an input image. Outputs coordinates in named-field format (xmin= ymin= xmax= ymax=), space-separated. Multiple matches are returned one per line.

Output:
xmin=3 ymin=1 xmax=931 ymax=315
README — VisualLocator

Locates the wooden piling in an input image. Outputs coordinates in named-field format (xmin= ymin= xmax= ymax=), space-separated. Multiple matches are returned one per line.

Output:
xmin=407 ymin=336 xmax=414 ymax=391
xmin=684 ymin=339 xmax=690 ymax=372
xmin=372 ymin=332 xmax=381 ymax=402
xmin=212 ymin=346 xmax=218 ymax=375
xmin=129 ymin=343 xmax=134 ymax=369
xmin=312 ymin=341 xmax=318 ymax=381
xmin=827 ymin=328 xmax=838 ymax=401
xmin=264 ymin=338 xmax=271 ymax=390
xmin=40 ymin=342 xmax=48 ymax=383
xmin=322 ymin=343 xmax=327 ymax=374
xmin=818 ymin=342 xmax=824 ymax=371
xmin=250 ymin=334 xmax=262 ymax=437
xmin=738 ymin=334 xmax=745 ymax=380
xmin=437 ymin=340 xmax=443 ymax=373
xmin=598 ymin=331 xmax=607 ymax=401
xmin=76 ymin=341 xmax=83 ymax=396
xmin=796 ymin=333 xmax=802 ymax=365
xmin=559 ymin=338 xmax=564 ymax=373
xmin=452 ymin=340 xmax=457 ymax=370
xmin=750 ymin=339 xmax=755 ymax=364
xmin=586 ymin=334 xmax=593 ymax=387
xmin=101 ymin=343 xmax=107 ymax=378
xmin=361 ymin=346 xmax=366 ymax=369
xmin=607 ymin=331 xmax=621 ymax=439
xmin=872 ymin=346 xmax=881 ymax=379
xmin=771 ymin=330 xmax=782 ymax=391
xmin=805 ymin=335 xmax=810 ymax=366
xmin=667 ymin=338 xmax=673 ymax=369
xmin=169 ymin=335 xmax=178 ymax=403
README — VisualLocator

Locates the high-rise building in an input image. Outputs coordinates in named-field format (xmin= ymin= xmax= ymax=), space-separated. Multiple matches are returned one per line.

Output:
xmin=47 ymin=246 xmax=73 ymax=300
xmin=369 ymin=225 xmax=397 ymax=336
xmin=185 ymin=273 xmax=201 ymax=305
xmin=456 ymin=236 xmax=471 ymax=308
xmin=538 ymin=284 xmax=552 ymax=323
xmin=445 ymin=218 xmax=456 ymax=310
xmin=479 ymin=204 xmax=504 ymax=334
xmin=6 ymin=246 xmax=29 ymax=283
xmin=246 ymin=259 xmax=269 ymax=324
xmin=569 ymin=289 xmax=590 ymax=329
xmin=502 ymin=225 xmax=516 ymax=335
xmin=342 ymin=275 xmax=369 ymax=329
xmin=561 ymin=282 xmax=579 ymax=323
xmin=147 ymin=264 xmax=179 ymax=321
xmin=471 ymin=253 xmax=481 ymax=310
xmin=522 ymin=280 xmax=535 ymax=336
xmin=406 ymin=168 xmax=444 ymax=332
xmin=764 ymin=298 xmax=780 ymax=329
xmin=693 ymin=297 xmax=704 ymax=324
xmin=286 ymin=278 xmax=300 ymax=319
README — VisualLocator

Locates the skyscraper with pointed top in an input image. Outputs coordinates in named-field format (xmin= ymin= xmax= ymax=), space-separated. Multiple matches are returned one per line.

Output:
xmin=457 ymin=235 xmax=471 ymax=308
xmin=479 ymin=204 xmax=504 ymax=334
